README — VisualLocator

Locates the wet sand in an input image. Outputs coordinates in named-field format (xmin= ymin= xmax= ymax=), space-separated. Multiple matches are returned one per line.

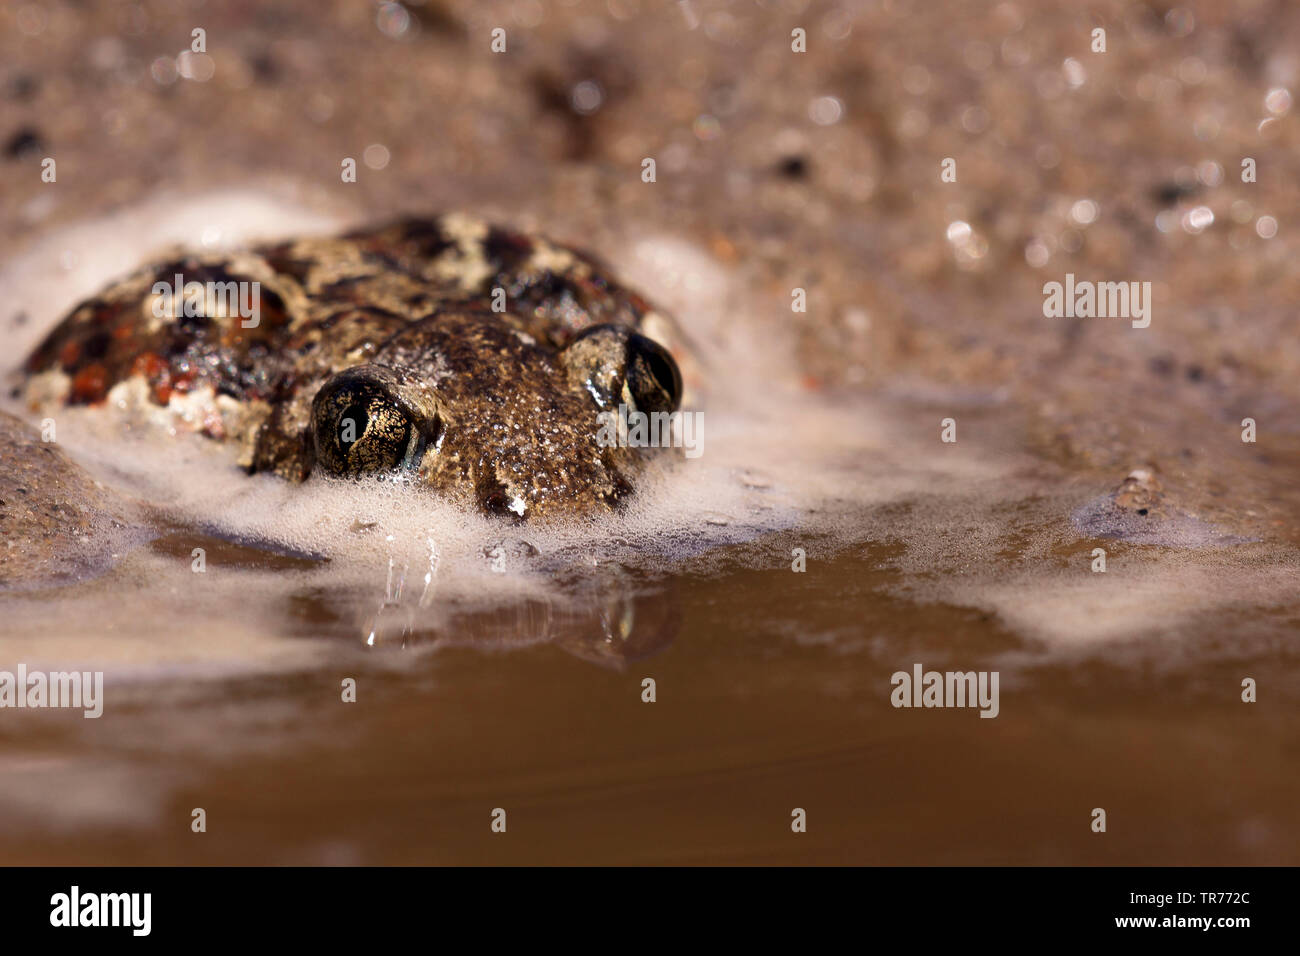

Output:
xmin=1 ymin=0 xmax=1298 ymax=865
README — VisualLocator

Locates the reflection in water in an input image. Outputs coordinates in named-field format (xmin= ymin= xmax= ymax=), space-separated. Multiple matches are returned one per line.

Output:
xmin=364 ymin=535 xmax=440 ymax=647
xmin=352 ymin=541 xmax=679 ymax=665
xmin=552 ymin=570 xmax=682 ymax=667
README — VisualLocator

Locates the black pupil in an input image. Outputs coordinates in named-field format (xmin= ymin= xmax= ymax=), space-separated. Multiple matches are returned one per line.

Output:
xmin=637 ymin=344 xmax=680 ymax=408
xmin=646 ymin=352 xmax=674 ymax=397
xmin=338 ymin=404 xmax=368 ymax=452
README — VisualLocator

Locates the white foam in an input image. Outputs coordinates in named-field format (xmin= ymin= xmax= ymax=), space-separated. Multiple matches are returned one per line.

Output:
xmin=965 ymin=558 xmax=1300 ymax=648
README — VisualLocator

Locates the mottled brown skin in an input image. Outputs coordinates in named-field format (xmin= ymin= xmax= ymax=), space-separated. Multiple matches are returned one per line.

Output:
xmin=21 ymin=215 xmax=685 ymax=518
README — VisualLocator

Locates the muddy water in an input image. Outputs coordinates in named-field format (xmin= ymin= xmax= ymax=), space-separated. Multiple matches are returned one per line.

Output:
xmin=2 ymin=0 xmax=1300 ymax=865
xmin=1 ymin=530 xmax=1296 ymax=865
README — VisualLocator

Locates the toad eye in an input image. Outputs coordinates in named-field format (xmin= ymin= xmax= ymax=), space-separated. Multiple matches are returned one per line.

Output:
xmin=311 ymin=368 xmax=420 ymax=476
xmin=625 ymin=330 xmax=682 ymax=415
xmin=562 ymin=324 xmax=682 ymax=414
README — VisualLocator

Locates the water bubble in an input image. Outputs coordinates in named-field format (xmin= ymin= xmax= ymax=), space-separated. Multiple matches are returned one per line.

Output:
xmin=822 ymin=9 xmax=853 ymax=41
xmin=1196 ymin=161 xmax=1223 ymax=187
xmin=1183 ymin=206 xmax=1214 ymax=233
xmin=1164 ymin=7 xmax=1195 ymax=37
xmin=177 ymin=51 xmax=215 ymax=82
xmin=571 ymin=80 xmax=604 ymax=115
xmin=692 ymin=114 xmax=721 ymax=141
xmin=1265 ymin=87 xmax=1292 ymax=115
xmin=1062 ymin=58 xmax=1086 ymax=89
xmin=961 ymin=105 xmax=989 ymax=133
xmin=1256 ymin=216 xmax=1278 ymax=239
xmin=994 ymin=2 xmax=1024 ymax=32
xmin=1070 ymin=199 xmax=1099 ymax=225
xmin=809 ymin=96 xmax=844 ymax=126
xmin=376 ymin=2 xmax=412 ymax=39
xmin=150 ymin=56 xmax=178 ymax=86
xmin=363 ymin=144 xmax=390 ymax=170
xmin=1001 ymin=36 xmax=1029 ymax=67
xmin=1024 ymin=239 xmax=1050 ymax=268
xmin=842 ymin=308 xmax=870 ymax=334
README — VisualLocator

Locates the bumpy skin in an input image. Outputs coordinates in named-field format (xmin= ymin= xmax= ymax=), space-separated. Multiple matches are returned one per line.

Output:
xmin=21 ymin=214 xmax=686 ymax=518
